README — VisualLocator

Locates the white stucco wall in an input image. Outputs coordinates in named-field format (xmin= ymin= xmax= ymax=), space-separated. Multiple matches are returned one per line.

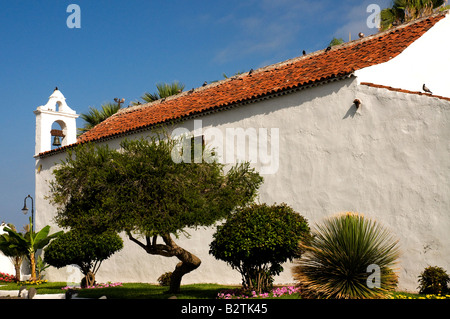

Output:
xmin=355 ymin=12 xmax=450 ymax=98
xmin=35 ymin=76 xmax=450 ymax=292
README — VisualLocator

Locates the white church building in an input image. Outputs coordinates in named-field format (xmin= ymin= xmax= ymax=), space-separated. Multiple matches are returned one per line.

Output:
xmin=32 ymin=12 xmax=450 ymax=292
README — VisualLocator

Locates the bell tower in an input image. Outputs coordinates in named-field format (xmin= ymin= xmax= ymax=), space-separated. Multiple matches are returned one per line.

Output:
xmin=34 ymin=87 xmax=79 ymax=155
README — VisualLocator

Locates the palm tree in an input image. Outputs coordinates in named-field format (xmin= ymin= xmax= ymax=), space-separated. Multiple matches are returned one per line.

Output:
xmin=78 ymin=101 xmax=122 ymax=135
xmin=0 ymin=224 xmax=26 ymax=281
xmin=293 ymin=213 xmax=400 ymax=299
xmin=2 ymin=218 xmax=62 ymax=282
xmin=131 ymin=81 xmax=185 ymax=106
xmin=380 ymin=0 xmax=447 ymax=31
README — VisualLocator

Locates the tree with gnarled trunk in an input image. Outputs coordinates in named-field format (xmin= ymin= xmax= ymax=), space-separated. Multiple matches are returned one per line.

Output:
xmin=49 ymin=134 xmax=263 ymax=293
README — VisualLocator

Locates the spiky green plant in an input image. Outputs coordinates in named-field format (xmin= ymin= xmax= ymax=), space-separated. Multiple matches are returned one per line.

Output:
xmin=78 ymin=102 xmax=122 ymax=134
xmin=293 ymin=213 xmax=400 ymax=299
xmin=132 ymin=81 xmax=185 ymax=105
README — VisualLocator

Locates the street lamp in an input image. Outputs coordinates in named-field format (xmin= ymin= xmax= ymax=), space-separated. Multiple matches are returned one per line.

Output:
xmin=21 ymin=195 xmax=34 ymax=232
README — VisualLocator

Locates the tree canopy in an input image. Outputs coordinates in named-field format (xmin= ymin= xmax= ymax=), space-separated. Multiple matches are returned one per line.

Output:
xmin=210 ymin=203 xmax=311 ymax=293
xmin=44 ymin=229 xmax=123 ymax=287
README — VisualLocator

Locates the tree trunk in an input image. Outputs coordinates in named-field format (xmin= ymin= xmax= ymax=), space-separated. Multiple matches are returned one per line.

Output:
xmin=14 ymin=263 xmax=21 ymax=282
xmin=85 ymin=272 xmax=96 ymax=287
xmin=169 ymin=248 xmax=202 ymax=294
xmin=29 ymin=252 xmax=36 ymax=282
xmin=128 ymin=232 xmax=202 ymax=294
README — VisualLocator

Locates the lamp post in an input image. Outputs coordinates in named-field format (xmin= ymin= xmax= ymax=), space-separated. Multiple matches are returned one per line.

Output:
xmin=22 ymin=195 xmax=34 ymax=232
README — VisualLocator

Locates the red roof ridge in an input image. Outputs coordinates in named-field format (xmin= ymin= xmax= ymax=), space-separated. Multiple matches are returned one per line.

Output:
xmin=47 ymin=11 xmax=448 ymax=157
xmin=115 ymin=10 xmax=449 ymax=119
xmin=360 ymin=82 xmax=450 ymax=102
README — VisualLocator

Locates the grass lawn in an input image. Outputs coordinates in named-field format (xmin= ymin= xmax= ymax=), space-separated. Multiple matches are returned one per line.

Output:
xmin=1 ymin=281 xmax=448 ymax=299
xmin=0 ymin=282 xmax=238 ymax=299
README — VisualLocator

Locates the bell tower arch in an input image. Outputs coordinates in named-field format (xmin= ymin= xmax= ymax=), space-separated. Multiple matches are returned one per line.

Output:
xmin=34 ymin=87 xmax=79 ymax=155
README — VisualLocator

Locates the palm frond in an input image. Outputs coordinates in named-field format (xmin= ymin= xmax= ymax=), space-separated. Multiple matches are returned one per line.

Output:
xmin=138 ymin=81 xmax=185 ymax=104
xmin=78 ymin=102 xmax=121 ymax=134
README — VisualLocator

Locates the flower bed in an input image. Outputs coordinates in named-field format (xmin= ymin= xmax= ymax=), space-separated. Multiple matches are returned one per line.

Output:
xmin=0 ymin=272 xmax=15 ymax=283
xmin=217 ymin=286 xmax=300 ymax=299
xmin=61 ymin=282 xmax=123 ymax=290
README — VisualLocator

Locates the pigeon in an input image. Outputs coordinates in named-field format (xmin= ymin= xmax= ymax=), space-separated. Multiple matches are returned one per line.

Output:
xmin=249 ymin=68 xmax=254 ymax=75
xmin=358 ymin=32 xmax=365 ymax=38
xmin=325 ymin=46 xmax=331 ymax=52
xmin=202 ymin=81 xmax=208 ymax=87
xmin=423 ymin=84 xmax=432 ymax=94
xmin=302 ymin=50 xmax=306 ymax=56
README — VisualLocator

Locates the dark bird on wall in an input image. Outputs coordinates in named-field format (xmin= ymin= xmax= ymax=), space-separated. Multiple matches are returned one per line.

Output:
xmin=423 ymin=84 xmax=432 ymax=94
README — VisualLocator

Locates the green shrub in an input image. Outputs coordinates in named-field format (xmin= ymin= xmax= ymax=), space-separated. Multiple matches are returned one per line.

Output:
xmin=418 ymin=266 xmax=450 ymax=295
xmin=157 ymin=272 xmax=172 ymax=286
xmin=210 ymin=203 xmax=311 ymax=294
xmin=293 ymin=212 xmax=400 ymax=299
xmin=44 ymin=230 xmax=123 ymax=288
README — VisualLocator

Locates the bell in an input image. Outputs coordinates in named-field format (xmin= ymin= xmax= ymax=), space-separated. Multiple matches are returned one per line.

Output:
xmin=52 ymin=135 xmax=61 ymax=147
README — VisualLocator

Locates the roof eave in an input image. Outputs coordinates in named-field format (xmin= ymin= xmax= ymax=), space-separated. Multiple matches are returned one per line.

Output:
xmin=36 ymin=73 xmax=354 ymax=159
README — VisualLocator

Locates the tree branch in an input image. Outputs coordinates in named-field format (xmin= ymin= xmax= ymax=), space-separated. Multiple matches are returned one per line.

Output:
xmin=128 ymin=233 xmax=175 ymax=257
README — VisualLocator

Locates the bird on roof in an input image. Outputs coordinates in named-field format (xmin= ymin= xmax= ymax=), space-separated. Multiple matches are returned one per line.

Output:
xmin=302 ymin=50 xmax=306 ymax=56
xmin=249 ymin=68 xmax=254 ymax=75
xmin=358 ymin=32 xmax=365 ymax=38
xmin=202 ymin=81 xmax=208 ymax=87
xmin=325 ymin=46 xmax=331 ymax=52
xmin=423 ymin=84 xmax=432 ymax=94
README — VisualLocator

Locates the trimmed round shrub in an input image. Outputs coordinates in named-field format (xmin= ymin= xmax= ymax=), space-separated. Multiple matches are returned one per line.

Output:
xmin=209 ymin=203 xmax=311 ymax=294
xmin=293 ymin=212 xmax=400 ymax=299
xmin=418 ymin=266 xmax=450 ymax=295
xmin=44 ymin=229 xmax=123 ymax=287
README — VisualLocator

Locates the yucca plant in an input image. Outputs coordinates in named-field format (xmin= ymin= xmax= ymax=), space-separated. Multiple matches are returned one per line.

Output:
xmin=293 ymin=213 xmax=400 ymax=299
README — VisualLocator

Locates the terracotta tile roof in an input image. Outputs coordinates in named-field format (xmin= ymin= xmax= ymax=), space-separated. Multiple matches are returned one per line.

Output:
xmin=361 ymin=82 xmax=450 ymax=102
xmin=39 ymin=11 xmax=447 ymax=157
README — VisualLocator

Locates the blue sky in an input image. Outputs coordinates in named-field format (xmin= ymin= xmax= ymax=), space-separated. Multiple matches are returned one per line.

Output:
xmin=0 ymin=0 xmax=390 ymax=228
